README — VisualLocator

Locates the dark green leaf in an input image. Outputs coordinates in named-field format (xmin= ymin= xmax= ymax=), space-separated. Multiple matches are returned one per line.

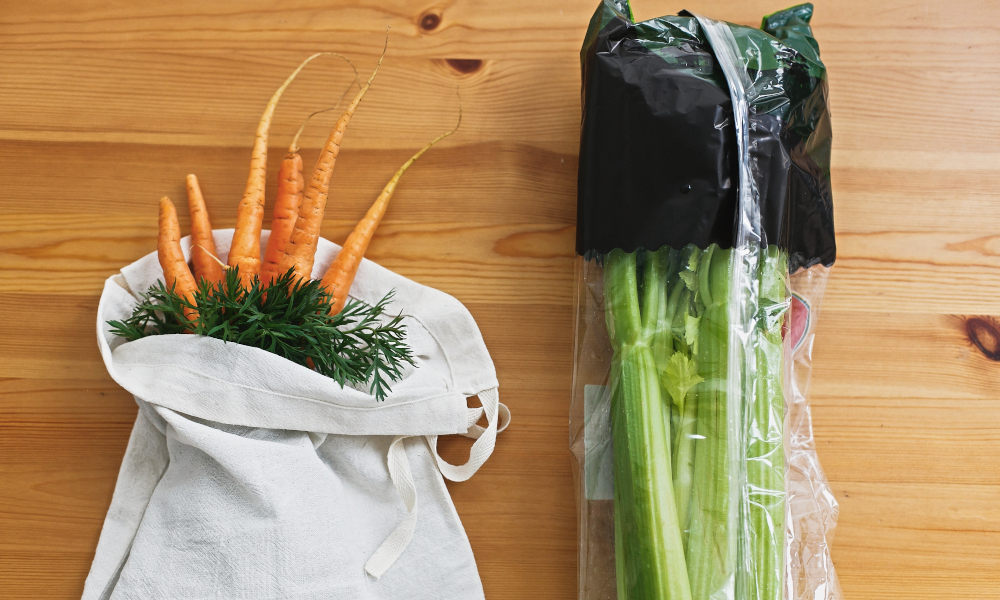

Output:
xmin=106 ymin=267 xmax=413 ymax=401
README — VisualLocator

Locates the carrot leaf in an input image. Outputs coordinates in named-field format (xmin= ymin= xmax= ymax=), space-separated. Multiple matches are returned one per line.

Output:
xmin=107 ymin=267 xmax=414 ymax=401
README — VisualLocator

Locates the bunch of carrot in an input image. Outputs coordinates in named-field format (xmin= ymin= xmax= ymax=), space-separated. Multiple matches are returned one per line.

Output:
xmin=157 ymin=45 xmax=456 ymax=321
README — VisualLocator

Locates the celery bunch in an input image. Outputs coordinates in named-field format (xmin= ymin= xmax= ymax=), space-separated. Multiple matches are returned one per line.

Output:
xmin=604 ymin=248 xmax=691 ymax=600
xmin=603 ymin=244 xmax=787 ymax=600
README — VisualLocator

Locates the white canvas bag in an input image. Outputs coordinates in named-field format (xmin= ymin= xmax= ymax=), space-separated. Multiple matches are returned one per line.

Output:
xmin=84 ymin=230 xmax=510 ymax=600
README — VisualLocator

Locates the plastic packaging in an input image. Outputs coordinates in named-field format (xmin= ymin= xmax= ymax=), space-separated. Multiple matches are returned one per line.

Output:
xmin=570 ymin=2 xmax=841 ymax=599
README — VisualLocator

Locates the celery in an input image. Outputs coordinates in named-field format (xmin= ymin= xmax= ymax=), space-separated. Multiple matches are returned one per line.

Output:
xmin=604 ymin=249 xmax=691 ymax=600
xmin=740 ymin=246 xmax=787 ymax=600
xmin=666 ymin=247 xmax=705 ymax=552
xmin=686 ymin=247 xmax=734 ymax=600
xmin=672 ymin=381 xmax=698 ymax=551
xmin=605 ymin=244 xmax=786 ymax=600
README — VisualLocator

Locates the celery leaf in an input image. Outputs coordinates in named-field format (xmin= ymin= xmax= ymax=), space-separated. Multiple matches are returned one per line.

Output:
xmin=663 ymin=353 xmax=703 ymax=412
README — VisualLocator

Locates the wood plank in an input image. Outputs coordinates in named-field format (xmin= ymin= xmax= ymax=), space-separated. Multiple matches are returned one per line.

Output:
xmin=0 ymin=381 xmax=132 ymax=600
xmin=0 ymin=141 xmax=577 ymax=223
xmin=0 ymin=216 xmax=578 ymax=304
xmin=0 ymin=294 xmax=107 ymax=381
xmin=828 ymin=480 xmax=1000 ymax=598
xmin=811 ymin=310 xmax=1000 ymax=400
xmin=3 ymin=49 xmax=998 ymax=154
xmin=822 ymin=238 xmax=1000 ymax=314
xmin=832 ymin=482 xmax=1000 ymax=535
xmin=2 ymin=551 xmax=93 ymax=600
xmin=832 ymin=524 xmax=1000 ymax=600
xmin=0 ymin=54 xmax=583 ymax=148
xmin=10 ymin=213 xmax=1000 ymax=318
xmin=810 ymin=399 xmax=1000 ymax=486
xmin=2 ymin=0 xmax=996 ymax=54
xmin=0 ymin=1 xmax=995 ymax=154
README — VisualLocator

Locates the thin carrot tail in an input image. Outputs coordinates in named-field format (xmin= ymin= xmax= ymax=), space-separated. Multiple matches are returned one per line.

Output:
xmin=288 ymin=63 xmax=361 ymax=155
xmin=336 ymin=31 xmax=388 ymax=132
xmin=322 ymin=111 xmax=461 ymax=314
xmin=281 ymin=34 xmax=390 ymax=284
xmin=229 ymin=52 xmax=359 ymax=289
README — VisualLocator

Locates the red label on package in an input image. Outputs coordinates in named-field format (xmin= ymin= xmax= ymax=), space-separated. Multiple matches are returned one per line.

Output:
xmin=786 ymin=292 xmax=810 ymax=351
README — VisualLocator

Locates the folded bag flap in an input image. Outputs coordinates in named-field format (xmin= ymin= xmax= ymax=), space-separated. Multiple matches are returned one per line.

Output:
xmin=97 ymin=230 xmax=499 ymax=437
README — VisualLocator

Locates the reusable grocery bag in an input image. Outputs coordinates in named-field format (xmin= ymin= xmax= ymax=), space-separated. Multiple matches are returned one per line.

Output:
xmin=84 ymin=229 xmax=510 ymax=600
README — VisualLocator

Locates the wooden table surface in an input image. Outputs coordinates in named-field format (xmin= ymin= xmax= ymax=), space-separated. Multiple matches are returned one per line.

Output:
xmin=2 ymin=1 xmax=998 ymax=598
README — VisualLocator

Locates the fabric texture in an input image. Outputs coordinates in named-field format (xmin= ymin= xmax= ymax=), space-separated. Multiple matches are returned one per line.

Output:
xmin=84 ymin=230 xmax=508 ymax=600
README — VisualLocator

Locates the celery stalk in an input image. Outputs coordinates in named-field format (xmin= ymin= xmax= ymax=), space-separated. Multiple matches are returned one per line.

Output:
xmin=686 ymin=247 xmax=734 ymax=600
xmin=646 ymin=248 xmax=676 ymax=368
xmin=672 ymin=370 xmax=698 ymax=550
xmin=604 ymin=249 xmax=691 ymax=600
xmin=741 ymin=246 xmax=787 ymax=600
xmin=648 ymin=250 xmax=681 ymax=513
xmin=666 ymin=246 xmax=706 ymax=552
xmin=615 ymin=499 xmax=628 ymax=600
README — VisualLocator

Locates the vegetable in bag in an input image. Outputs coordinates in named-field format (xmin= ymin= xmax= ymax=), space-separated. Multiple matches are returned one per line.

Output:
xmin=88 ymin=231 xmax=510 ymax=599
xmin=571 ymin=2 xmax=840 ymax=599
xmin=88 ymin=45 xmax=509 ymax=599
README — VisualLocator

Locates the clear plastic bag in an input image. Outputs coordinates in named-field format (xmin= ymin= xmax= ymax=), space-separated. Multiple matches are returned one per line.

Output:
xmin=570 ymin=2 xmax=841 ymax=599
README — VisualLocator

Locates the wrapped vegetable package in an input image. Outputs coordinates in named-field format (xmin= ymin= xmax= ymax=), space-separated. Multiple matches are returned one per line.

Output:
xmin=570 ymin=2 xmax=840 ymax=599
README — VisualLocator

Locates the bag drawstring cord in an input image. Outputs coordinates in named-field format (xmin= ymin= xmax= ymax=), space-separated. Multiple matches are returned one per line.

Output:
xmin=364 ymin=387 xmax=510 ymax=579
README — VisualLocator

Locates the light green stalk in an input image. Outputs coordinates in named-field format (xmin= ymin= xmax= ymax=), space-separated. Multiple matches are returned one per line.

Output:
xmin=672 ymin=364 xmax=699 ymax=550
xmin=604 ymin=249 xmax=691 ymax=600
xmin=686 ymin=247 xmax=734 ymax=600
xmin=647 ymin=248 xmax=677 ymax=374
xmin=741 ymin=246 xmax=787 ymax=600
xmin=667 ymin=246 xmax=706 ymax=552
xmin=648 ymin=249 xmax=681 ymax=511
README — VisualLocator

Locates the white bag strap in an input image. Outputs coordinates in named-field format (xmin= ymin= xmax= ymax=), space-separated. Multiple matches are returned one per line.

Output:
xmin=364 ymin=388 xmax=510 ymax=578
xmin=364 ymin=435 xmax=418 ymax=579
xmin=425 ymin=387 xmax=510 ymax=482
xmin=462 ymin=395 xmax=512 ymax=441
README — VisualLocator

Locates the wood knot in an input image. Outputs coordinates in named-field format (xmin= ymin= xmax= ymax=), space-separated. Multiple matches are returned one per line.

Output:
xmin=445 ymin=58 xmax=483 ymax=74
xmin=965 ymin=316 xmax=1000 ymax=361
xmin=419 ymin=11 xmax=441 ymax=31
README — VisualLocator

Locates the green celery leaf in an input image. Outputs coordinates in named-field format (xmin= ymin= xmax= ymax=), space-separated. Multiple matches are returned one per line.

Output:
xmin=685 ymin=313 xmax=701 ymax=348
xmin=663 ymin=352 xmax=702 ymax=412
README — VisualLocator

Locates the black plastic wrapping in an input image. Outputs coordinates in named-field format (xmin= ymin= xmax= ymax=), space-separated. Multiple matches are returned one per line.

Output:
xmin=577 ymin=1 xmax=835 ymax=272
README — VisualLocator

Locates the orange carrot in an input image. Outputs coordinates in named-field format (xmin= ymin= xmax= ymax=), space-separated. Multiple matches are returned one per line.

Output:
xmin=279 ymin=37 xmax=388 ymax=283
xmin=260 ymin=79 xmax=361 ymax=287
xmin=158 ymin=196 xmax=198 ymax=322
xmin=228 ymin=52 xmax=353 ymax=287
xmin=321 ymin=116 xmax=460 ymax=314
xmin=185 ymin=174 xmax=225 ymax=285
xmin=259 ymin=153 xmax=304 ymax=287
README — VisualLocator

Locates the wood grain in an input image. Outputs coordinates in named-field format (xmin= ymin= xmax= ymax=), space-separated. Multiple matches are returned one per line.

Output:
xmin=1 ymin=0 xmax=999 ymax=598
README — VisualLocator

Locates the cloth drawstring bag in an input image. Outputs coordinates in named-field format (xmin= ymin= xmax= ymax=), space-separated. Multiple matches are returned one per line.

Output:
xmin=83 ymin=230 xmax=510 ymax=600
